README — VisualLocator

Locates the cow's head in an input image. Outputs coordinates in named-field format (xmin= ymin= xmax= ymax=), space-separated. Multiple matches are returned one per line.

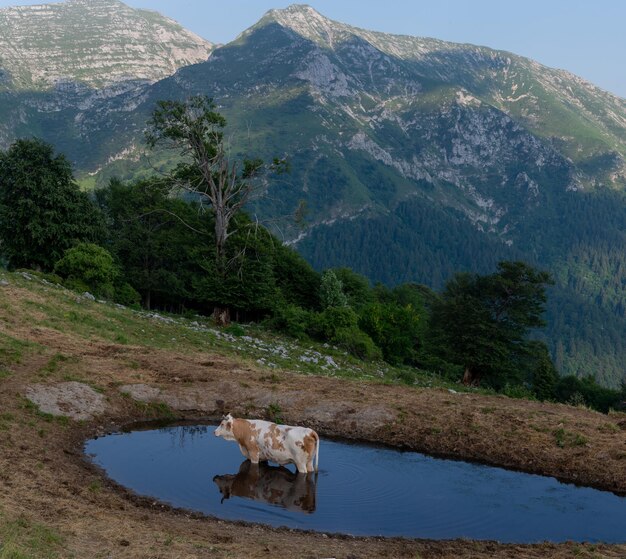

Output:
xmin=214 ymin=413 xmax=235 ymax=440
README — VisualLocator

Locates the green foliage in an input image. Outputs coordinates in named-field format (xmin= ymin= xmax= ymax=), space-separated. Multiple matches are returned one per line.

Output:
xmin=0 ymin=138 xmax=104 ymax=271
xmin=267 ymin=403 xmax=283 ymax=424
xmin=332 ymin=326 xmax=381 ymax=361
xmin=265 ymin=304 xmax=312 ymax=340
xmin=319 ymin=270 xmax=348 ymax=309
xmin=54 ymin=243 xmax=117 ymax=298
xmin=114 ymin=282 xmax=141 ymax=307
xmin=224 ymin=324 xmax=245 ymax=337
xmin=502 ymin=384 xmax=537 ymax=400
xmin=554 ymin=375 xmax=624 ymax=413
xmin=96 ymin=177 xmax=201 ymax=310
xmin=428 ymin=261 xmax=553 ymax=388
xmin=333 ymin=267 xmax=373 ymax=309
xmin=359 ymin=299 xmax=422 ymax=365
xmin=272 ymin=244 xmax=321 ymax=310
xmin=531 ymin=344 xmax=560 ymax=401
xmin=308 ymin=306 xmax=359 ymax=341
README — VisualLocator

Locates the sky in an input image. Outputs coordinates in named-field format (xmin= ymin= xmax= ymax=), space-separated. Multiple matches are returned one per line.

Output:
xmin=2 ymin=0 xmax=625 ymax=98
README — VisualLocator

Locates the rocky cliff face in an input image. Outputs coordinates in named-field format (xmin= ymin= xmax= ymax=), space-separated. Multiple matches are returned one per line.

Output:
xmin=0 ymin=0 xmax=214 ymax=90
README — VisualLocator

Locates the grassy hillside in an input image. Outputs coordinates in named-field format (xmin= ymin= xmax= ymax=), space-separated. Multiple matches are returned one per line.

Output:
xmin=1 ymin=270 xmax=625 ymax=558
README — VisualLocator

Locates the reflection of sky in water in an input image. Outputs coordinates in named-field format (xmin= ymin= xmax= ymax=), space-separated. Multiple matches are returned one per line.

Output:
xmin=85 ymin=425 xmax=626 ymax=543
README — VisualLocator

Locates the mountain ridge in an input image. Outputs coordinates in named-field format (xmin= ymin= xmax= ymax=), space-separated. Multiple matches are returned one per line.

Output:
xmin=0 ymin=1 xmax=624 ymax=388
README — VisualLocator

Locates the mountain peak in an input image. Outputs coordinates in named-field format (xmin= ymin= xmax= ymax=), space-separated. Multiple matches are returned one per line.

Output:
xmin=0 ymin=0 xmax=214 ymax=89
xmin=258 ymin=4 xmax=351 ymax=48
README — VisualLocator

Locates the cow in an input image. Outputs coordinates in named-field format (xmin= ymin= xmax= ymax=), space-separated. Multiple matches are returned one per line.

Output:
xmin=213 ymin=459 xmax=317 ymax=513
xmin=214 ymin=414 xmax=319 ymax=474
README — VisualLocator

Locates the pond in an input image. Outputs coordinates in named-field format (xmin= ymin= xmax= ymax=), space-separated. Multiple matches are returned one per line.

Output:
xmin=84 ymin=424 xmax=626 ymax=543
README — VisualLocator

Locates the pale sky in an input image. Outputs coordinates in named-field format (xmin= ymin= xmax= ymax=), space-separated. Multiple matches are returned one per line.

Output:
xmin=2 ymin=0 xmax=625 ymax=98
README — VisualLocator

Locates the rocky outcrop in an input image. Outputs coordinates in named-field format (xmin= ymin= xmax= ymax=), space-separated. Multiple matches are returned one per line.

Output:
xmin=0 ymin=0 xmax=214 ymax=90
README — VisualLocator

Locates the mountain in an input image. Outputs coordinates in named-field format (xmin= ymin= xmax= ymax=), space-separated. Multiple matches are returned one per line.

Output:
xmin=0 ymin=3 xmax=624 ymax=388
xmin=0 ymin=0 xmax=214 ymax=90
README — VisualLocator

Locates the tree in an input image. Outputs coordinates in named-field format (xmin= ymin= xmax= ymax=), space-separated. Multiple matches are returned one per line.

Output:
xmin=531 ymin=343 xmax=559 ymax=401
xmin=428 ymin=261 xmax=553 ymax=387
xmin=0 ymin=138 xmax=104 ymax=270
xmin=319 ymin=270 xmax=348 ymax=309
xmin=96 ymin=177 xmax=200 ymax=310
xmin=145 ymin=96 xmax=285 ymax=323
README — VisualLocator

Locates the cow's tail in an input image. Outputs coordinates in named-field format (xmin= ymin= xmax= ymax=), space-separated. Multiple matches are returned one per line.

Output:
xmin=314 ymin=431 xmax=320 ymax=473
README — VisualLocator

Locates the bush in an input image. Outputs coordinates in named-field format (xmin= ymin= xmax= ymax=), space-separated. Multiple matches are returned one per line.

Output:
xmin=307 ymin=306 xmax=358 ymax=340
xmin=224 ymin=324 xmax=245 ymax=337
xmin=319 ymin=270 xmax=348 ymax=309
xmin=359 ymin=301 xmax=423 ymax=365
xmin=265 ymin=304 xmax=311 ymax=340
xmin=554 ymin=375 xmax=622 ymax=413
xmin=412 ymin=353 xmax=463 ymax=382
xmin=502 ymin=383 xmax=537 ymax=400
xmin=54 ymin=243 xmax=118 ymax=297
xmin=114 ymin=282 xmax=141 ymax=307
xmin=333 ymin=326 xmax=382 ymax=361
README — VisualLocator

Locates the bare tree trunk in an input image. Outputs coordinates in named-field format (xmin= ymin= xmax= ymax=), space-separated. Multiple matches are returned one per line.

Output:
xmin=462 ymin=366 xmax=480 ymax=386
xmin=213 ymin=306 xmax=231 ymax=327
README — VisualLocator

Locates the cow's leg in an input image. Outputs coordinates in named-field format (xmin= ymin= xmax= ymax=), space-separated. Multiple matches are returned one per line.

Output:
xmin=238 ymin=444 xmax=250 ymax=459
xmin=295 ymin=459 xmax=308 ymax=474
xmin=248 ymin=447 xmax=261 ymax=464
xmin=306 ymin=456 xmax=314 ymax=473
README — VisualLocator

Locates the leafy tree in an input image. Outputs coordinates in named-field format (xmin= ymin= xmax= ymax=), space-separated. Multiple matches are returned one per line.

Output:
xmin=360 ymin=300 xmax=423 ymax=365
xmin=319 ymin=270 xmax=348 ymax=309
xmin=145 ymin=96 xmax=286 ymax=323
xmin=96 ymin=177 xmax=200 ymax=310
xmin=428 ymin=261 xmax=553 ymax=387
xmin=0 ymin=138 xmax=104 ymax=270
xmin=333 ymin=267 xmax=373 ymax=309
xmin=273 ymin=244 xmax=321 ymax=310
xmin=190 ymin=215 xmax=280 ymax=320
xmin=529 ymin=342 xmax=559 ymax=401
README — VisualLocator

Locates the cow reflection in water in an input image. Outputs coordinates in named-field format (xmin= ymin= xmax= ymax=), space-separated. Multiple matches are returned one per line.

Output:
xmin=213 ymin=460 xmax=317 ymax=514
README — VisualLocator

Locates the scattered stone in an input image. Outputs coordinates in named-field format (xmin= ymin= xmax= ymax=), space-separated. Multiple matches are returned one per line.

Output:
xmin=82 ymin=291 xmax=96 ymax=301
xmin=20 ymin=272 xmax=33 ymax=281
xmin=25 ymin=382 xmax=106 ymax=420
xmin=0 ymin=279 xmax=9 ymax=286
xmin=119 ymin=384 xmax=161 ymax=402
xmin=448 ymin=389 xmax=458 ymax=394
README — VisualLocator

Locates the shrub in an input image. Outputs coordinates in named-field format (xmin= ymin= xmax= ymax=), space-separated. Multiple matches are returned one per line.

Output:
xmin=266 ymin=304 xmax=311 ymax=339
xmin=307 ymin=306 xmax=358 ymax=340
xmin=333 ymin=326 xmax=382 ymax=361
xmin=224 ymin=324 xmax=245 ymax=337
xmin=114 ymin=282 xmax=141 ymax=307
xmin=502 ymin=383 xmax=537 ymax=400
xmin=54 ymin=243 xmax=118 ymax=298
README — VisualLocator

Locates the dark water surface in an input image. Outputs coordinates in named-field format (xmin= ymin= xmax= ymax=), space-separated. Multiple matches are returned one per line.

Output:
xmin=84 ymin=424 xmax=626 ymax=543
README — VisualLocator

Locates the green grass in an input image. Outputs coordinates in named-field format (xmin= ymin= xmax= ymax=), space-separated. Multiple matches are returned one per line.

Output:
xmin=0 ymin=509 xmax=62 ymax=559
xmin=554 ymin=427 xmax=588 ymax=448
xmin=0 ymin=332 xmax=41 ymax=368
xmin=4 ymin=271 xmax=495 ymax=397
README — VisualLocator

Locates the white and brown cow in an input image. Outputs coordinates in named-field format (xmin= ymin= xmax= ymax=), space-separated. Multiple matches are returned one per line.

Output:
xmin=214 ymin=414 xmax=319 ymax=474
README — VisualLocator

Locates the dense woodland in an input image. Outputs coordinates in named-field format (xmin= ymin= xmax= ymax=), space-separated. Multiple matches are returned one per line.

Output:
xmin=297 ymin=189 xmax=626 ymax=390
xmin=0 ymin=98 xmax=624 ymax=414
